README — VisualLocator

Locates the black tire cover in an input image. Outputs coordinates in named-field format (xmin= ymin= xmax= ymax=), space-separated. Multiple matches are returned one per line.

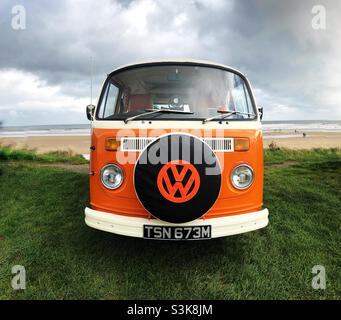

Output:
xmin=134 ymin=133 xmax=221 ymax=223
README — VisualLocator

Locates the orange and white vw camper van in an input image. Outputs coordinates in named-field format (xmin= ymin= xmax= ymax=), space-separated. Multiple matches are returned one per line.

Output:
xmin=85 ymin=59 xmax=269 ymax=240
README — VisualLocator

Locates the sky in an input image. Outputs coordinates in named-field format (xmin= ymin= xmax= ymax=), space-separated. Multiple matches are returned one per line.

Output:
xmin=0 ymin=0 xmax=340 ymax=126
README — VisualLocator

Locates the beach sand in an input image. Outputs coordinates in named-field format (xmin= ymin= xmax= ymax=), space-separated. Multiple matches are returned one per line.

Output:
xmin=263 ymin=131 xmax=341 ymax=149
xmin=0 ymin=136 xmax=91 ymax=155
xmin=1 ymin=131 xmax=340 ymax=155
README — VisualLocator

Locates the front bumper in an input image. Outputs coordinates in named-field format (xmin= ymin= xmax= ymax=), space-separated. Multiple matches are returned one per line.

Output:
xmin=84 ymin=207 xmax=269 ymax=239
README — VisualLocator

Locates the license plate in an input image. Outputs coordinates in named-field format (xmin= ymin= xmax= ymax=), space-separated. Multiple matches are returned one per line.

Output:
xmin=143 ymin=225 xmax=211 ymax=240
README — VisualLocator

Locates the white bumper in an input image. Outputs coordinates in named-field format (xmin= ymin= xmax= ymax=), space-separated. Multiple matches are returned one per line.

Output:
xmin=85 ymin=207 xmax=269 ymax=239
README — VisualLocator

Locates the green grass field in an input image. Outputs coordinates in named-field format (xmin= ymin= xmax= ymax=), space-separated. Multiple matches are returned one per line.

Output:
xmin=0 ymin=148 xmax=340 ymax=299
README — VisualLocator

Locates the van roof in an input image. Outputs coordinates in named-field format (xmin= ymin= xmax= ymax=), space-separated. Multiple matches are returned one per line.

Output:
xmin=109 ymin=59 xmax=245 ymax=78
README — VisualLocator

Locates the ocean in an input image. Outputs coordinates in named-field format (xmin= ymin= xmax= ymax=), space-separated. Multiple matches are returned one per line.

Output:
xmin=262 ymin=120 xmax=341 ymax=132
xmin=0 ymin=124 xmax=91 ymax=137
xmin=0 ymin=121 xmax=341 ymax=137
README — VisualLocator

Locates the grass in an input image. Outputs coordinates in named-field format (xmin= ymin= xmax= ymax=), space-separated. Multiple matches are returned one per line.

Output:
xmin=0 ymin=148 xmax=340 ymax=299
xmin=0 ymin=145 xmax=87 ymax=164
xmin=264 ymin=147 xmax=341 ymax=165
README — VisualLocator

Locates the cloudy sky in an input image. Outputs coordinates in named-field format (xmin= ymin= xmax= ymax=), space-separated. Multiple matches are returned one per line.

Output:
xmin=0 ymin=0 xmax=340 ymax=126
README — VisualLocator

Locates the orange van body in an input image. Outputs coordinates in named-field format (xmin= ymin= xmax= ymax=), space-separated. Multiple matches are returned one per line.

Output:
xmin=89 ymin=128 xmax=264 ymax=218
xmin=84 ymin=60 xmax=269 ymax=239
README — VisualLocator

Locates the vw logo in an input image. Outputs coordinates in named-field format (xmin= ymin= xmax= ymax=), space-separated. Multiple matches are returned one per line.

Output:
xmin=157 ymin=160 xmax=200 ymax=203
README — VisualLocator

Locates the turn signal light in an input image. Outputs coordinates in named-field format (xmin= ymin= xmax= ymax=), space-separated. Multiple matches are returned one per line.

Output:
xmin=234 ymin=138 xmax=249 ymax=151
xmin=105 ymin=138 xmax=121 ymax=151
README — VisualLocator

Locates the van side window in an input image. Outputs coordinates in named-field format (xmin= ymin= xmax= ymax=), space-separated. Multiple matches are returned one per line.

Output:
xmin=98 ymin=83 xmax=119 ymax=118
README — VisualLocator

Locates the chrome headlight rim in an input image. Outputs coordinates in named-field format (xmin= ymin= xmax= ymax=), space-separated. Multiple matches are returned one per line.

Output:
xmin=230 ymin=164 xmax=254 ymax=190
xmin=100 ymin=163 xmax=124 ymax=190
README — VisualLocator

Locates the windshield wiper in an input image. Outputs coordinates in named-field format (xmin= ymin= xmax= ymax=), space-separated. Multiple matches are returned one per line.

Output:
xmin=124 ymin=109 xmax=193 ymax=123
xmin=202 ymin=110 xmax=256 ymax=124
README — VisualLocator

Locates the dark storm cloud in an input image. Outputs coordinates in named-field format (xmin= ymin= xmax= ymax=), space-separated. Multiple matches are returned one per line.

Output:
xmin=0 ymin=0 xmax=340 ymax=125
xmin=227 ymin=1 xmax=339 ymax=92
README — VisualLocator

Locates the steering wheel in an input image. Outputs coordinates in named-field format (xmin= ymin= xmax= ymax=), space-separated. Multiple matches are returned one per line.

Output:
xmin=169 ymin=96 xmax=184 ymax=111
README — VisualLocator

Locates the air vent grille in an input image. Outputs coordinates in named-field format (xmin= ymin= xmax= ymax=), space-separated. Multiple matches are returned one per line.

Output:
xmin=120 ymin=137 xmax=234 ymax=152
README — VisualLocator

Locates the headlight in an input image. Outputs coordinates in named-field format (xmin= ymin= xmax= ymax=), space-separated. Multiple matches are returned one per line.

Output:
xmin=101 ymin=164 xmax=124 ymax=189
xmin=231 ymin=164 xmax=254 ymax=190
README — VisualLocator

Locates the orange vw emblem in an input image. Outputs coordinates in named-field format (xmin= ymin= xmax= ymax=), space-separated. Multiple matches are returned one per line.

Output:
xmin=157 ymin=160 xmax=200 ymax=203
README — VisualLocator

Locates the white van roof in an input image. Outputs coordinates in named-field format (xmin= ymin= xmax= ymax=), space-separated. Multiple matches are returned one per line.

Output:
xmin=110 ymin=59 xmax=244 ymax=77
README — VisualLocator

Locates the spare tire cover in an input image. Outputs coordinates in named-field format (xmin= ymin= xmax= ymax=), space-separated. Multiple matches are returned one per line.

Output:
xmin=134 ymin=133 xmax=221 ymax=223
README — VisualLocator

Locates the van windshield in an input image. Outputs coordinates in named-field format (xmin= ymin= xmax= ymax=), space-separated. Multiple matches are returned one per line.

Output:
xmin=97 ymin=64 xmax=256 ymax=121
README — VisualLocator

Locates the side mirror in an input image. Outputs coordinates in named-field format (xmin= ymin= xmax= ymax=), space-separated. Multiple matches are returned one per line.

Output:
xmin=258 ymin=107 xmax=263 ymax=120
xmin=86 ymin=104 xmax=96 ymax=121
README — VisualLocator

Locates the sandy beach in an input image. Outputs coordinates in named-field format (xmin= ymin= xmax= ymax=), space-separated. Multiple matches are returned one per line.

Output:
xmin=262 ymin=131 xmax=341 ymax=149
xmin=1 ymin=131 xmax=340 ymax=155
xmin=0 ymin=135 xmax=91 ymax=155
